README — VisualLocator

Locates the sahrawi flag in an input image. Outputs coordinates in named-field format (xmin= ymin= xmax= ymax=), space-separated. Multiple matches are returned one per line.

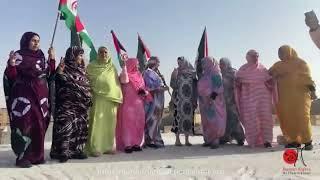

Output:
xmin=195 ymin=27 xmax=208 ymax=78
xmin=136 ymin=34 xmax=151 ymax=72
xmin=59 ymin=0 xmax=97 ymax=61
xmin=111 ymin=30 xmax=127 ymax=67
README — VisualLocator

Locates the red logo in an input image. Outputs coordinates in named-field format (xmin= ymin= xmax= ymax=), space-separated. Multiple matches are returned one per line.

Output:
xmin=71 ymin=0 xmax=78 ymax=11
xmin=283 ymin=149 xmax=298 ymax=164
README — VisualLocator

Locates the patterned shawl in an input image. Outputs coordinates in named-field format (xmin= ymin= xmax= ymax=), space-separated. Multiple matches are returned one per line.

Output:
xmin=56 ymin=46 xmax=92 ymax=106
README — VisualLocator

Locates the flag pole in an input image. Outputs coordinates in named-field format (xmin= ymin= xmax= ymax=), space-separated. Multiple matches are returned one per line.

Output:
xmin=137 ymin=33 xmax=171 ymax=96
xmin=156 ymin=69 xmax=172 ymax=97
xmin=50 ymin=12 xmax=60 ymax=47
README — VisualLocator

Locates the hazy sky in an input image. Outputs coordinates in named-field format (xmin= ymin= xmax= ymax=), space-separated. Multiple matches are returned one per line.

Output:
xmin=1 ymin=0 xmax=320 ymax=107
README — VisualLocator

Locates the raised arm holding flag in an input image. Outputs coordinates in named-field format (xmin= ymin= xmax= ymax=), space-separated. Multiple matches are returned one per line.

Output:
xmin=136 ymin=33 xmax=171 ymax=97
xmin=136 ymin=33 xmax=151 ymax=72
xmin=58 ymin=0 xmax=97 ymax=60
xmin=110 ymin=30 xmax=127 ymax=67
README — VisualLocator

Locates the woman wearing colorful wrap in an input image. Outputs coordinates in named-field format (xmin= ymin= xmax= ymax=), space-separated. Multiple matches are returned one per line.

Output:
xmin=50 ymin=46 xmax=92 ymax=163
xmin=143 ymin=56 xmax=168 ymax=148
xmin=170 ymin=56 xmax=197 ymax=146
xmin=197 ymin=57 xmax=226 ymax=149
xmin=235 ymin=50 xmax=277 ymax=148
xmin=269 ymin=45 xmax=316 ymax=150
xmin=85 ymin=47 xmax=123 ymax=156
xmin=116 ymin=57 xmax=150 ymax=153
xmin=4 ymin=32 xmax=55 ymax=168
xmin=219 ymin=57 xmax=245 ymax=146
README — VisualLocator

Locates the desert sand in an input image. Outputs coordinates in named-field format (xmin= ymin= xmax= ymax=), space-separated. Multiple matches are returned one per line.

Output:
xmin=0 ymin=125 xmax=319 ymax=180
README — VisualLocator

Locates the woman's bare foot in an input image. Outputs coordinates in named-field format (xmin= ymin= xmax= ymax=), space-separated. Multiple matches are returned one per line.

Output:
xmin=92 ymin=152 xmax=102 ymax=157
xmin=175 ymin=134 xmax=182 ymax=146
xmin=185 ymin=135 xmax=192 ymax=146
xmin=104 ymin=149 xmax=116 ymax=155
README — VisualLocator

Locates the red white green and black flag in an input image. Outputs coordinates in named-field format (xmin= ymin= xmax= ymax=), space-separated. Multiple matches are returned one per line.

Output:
xmin=111 ymin=30 xmax=127 ymax=67
xmin=196 ymin=27 xmax=208 ymax=78
xmin=58 ymin=0 xmax=97 ymax=61
xmin=136 ymin=34 xmax=151 ymax=72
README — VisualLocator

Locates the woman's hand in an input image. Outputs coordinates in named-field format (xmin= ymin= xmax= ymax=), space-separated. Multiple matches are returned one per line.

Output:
xmin=138 ymin=89 xmax=148 ymax=96
xmin=120 ymin=53 xmax=128 ymax=62
xmin=57 ymin=57 xmax=65 ymax=74
xmin=8 ymin=50 xmax=16 ymax=66
xmin=48 ymin=47 xmax=55 ymax=60
xmin=161 ymin=86 xmax=169 ymax=91
xmin=210 ymin=92 xmax=218 ymax=100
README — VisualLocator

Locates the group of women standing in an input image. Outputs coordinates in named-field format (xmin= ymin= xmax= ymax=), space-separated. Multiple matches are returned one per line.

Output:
xmin=169 ymin=47 xmax=316 ymax=150
xmin=4 ymin=32 xmax=168 ymax=168
xmin=4 ymin=32 xmax=316 ymax=168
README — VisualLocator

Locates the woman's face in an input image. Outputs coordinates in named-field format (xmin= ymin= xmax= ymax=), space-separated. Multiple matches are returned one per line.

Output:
xmin=75 ymin=53 xmax=84 ymax=65
xmin=246 ymin=53 xmax=258 ymax=64
xmin=278 ymin=50 xmax=285 ymax=61
xmin=150 ymin=60 xmax=160 ymax=69
xmin=219 ymin=60 xmax=226 ymax=70
xmin=155 ymin=61 xmax=160 ymax=69
xmin=177 ymin=59 xmax=183 ymax=67
xmin=98 ymin=48 xmax=108 ymax=60
xmin=28 ymin=35 xmax=40 ymax=51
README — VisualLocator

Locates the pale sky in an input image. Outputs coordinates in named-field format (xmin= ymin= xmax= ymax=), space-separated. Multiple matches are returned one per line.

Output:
xmin=1 ymin=0 xmax=320 ymax=107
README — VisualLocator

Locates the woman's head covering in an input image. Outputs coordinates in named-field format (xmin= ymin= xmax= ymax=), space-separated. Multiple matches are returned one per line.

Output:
xmin=97 ymin=46 xmax=111 ymax=63
xmin=246 ymin=49 xmax=259 ymax=65
xmin=86 ymin=47 xmax=122 ymax=103
xmin=278 ymin=45 xmax=298 ymax=61
xmin=177 ymin=56 xmax=195 ymax=74
xmin=219 ymin=57 xmax=236 ymax=76
xmin=201 ymin=56 xmax=220 ymax=75
xmin=198 ymin=56 xmax=223 ymax=96
xmin=18 ymin=32 xmax=44 ymax=58
xmin=237 ymin=49 xmax=270 ymax=82
xmin=126 ymin=58 xmax=145 ymax=91
xmin=61 ymin=46 xmax=91 ymax=102
xmin=219 ymin=57 xmax=233 ymax=71
xmin=65 ymin=46 xmax=85 ymax=67
xmin=126 ymin=58 xmax=139 ymax=74
xmin=270 ymin=45 xmax=314 ymax=94
xmin=147 ymin=56 xmax=160 ymax=69
xmin=20 ymin=32 xmax=40 ymax=50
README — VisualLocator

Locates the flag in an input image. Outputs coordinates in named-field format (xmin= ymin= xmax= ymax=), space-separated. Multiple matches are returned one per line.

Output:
xmin=111 ymin=30 xmax=127 ymax=67
xmin=58 ymin=0 xmax=97 ymax=61
xmin=195 ymin=27 xmax=208 ymax=78
xmin=136 ymin=34 xmax=151 ymax=72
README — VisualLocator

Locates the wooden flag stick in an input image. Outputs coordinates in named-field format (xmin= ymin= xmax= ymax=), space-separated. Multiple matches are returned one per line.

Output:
xmin=156 ymin=69 xmax=172 ymax=97
xmin=50 ymin=12 xmax=60 ymax=47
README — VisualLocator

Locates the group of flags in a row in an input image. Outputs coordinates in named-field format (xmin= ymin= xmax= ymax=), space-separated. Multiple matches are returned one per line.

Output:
xmin=58 ymin=0 xmax=208 ymax=74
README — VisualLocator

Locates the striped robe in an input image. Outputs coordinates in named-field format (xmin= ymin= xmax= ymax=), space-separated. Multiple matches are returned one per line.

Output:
xmin=235 ymin=62 xmax=277 ymax=147
xmin=50 ymin=48 xmax=92 ymax=159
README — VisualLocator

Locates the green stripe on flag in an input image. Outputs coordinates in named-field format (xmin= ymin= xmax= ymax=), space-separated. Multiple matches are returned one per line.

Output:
xmin=60 ymin=6 xmax=76 ymax=29
xmin=79 ymin=31 xmax=97 ymax=61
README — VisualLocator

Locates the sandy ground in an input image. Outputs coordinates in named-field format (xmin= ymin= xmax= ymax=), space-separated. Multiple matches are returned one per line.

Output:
xmin=0 ymin=125 xmax=319 ymax=180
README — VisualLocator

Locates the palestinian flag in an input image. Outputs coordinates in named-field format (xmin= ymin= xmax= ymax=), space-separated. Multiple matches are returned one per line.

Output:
xmin=111 ymin=30 xmax=127 ymax=67
xmin=59 ymin=0 xmax=97 ymax=61
xmin=136 ymin=34 xmax=151 ymax=72
xmin=195 ymin=27 xmax=208 ymax=78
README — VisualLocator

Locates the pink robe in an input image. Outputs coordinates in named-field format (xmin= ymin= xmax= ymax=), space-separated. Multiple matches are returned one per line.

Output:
xmin=197 ymin=57 xmax=226 ymax=145
xmin=235 ymin=62 xmax=277 ymax=147
xmin=116 ymin=58 xmax=148 ymax=151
